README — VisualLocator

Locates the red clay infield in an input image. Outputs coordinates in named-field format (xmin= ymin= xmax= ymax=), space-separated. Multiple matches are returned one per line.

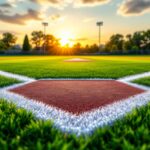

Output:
xmin=10 ymin=80 xmax=145 ymax=114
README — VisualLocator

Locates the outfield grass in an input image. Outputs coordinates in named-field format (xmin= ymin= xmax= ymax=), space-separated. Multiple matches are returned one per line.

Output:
xmin=0 ymin=75 xmax=20 ymax=87
xmin=0 ymin=99 xmax=150 ymax=150
xmin=0 ymin=56 xmax=150 ymax=79
xmin=133 ymin=77 xmax=150 ymax=87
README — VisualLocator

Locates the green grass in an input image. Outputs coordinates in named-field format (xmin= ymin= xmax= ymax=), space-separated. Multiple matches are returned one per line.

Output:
xmin=0 ymin=56 xmax=150 ymax=79
xmin=133 ymin=77 xmax=150 ymax=87
xmin=0 ymin=75 xmax=20 ymax=87
xmin=0 ymin=99 xmax=150 ymax=150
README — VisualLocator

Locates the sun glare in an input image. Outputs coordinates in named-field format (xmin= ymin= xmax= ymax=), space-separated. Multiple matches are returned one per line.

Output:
xmin=59 ymin=31 xmax=75 ymax=47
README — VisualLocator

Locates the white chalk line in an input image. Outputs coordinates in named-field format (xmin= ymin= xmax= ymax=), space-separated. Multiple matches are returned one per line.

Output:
xmin=118 ymin=71 xmax=150 ymax=91
xmin=0 ymin=70 xmax=150 ymax=135
xmin=118 ymin=71 xmax=150 ymax=82
xmin=0 ymin=70 xmax=35 ymax=82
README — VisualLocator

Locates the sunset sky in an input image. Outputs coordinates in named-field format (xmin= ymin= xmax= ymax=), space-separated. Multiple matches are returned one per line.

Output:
xmin=0 ymin=0 xmax=150 ymax=46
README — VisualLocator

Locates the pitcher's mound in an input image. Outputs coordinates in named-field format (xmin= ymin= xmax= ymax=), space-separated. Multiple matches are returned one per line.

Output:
xmin=64 ymin=58 xmax=91 ymax=62
xmin=9 ymin=80 xmax=145 ymax=115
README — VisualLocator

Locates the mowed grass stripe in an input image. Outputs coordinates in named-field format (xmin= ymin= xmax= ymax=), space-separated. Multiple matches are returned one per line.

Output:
xmin=0 ymin=75 xmax=20 ymax=87
xmin=0 ymin=56 xmax=150 ymax=79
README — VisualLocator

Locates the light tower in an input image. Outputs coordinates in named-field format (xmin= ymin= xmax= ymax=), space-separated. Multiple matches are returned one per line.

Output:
xmin=42 ymin=22 xmax=48 ymax=54
xmin=96 ymin=21 xmax=103 ymax=52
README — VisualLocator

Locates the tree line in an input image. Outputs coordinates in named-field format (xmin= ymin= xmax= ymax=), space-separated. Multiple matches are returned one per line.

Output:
xmin=0 ymin=29 xmax=150 ymax=55
xmin=104 ymin=30 xmax=150 ymax=54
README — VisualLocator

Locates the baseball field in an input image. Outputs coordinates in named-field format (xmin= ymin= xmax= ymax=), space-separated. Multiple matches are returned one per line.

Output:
xmin=0 ymin=55 xmax=150 ymax=149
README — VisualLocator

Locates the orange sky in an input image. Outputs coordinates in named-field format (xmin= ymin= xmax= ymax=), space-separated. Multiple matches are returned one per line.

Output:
xmin=0 ymin=0 xmax=150 ymax=46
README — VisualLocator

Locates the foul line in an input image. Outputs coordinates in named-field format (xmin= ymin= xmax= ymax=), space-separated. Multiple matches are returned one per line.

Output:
xmin=118 ymin=71 xmax=150 ymax=82
xmin=0 ymin=70 xmax=35 ymax=82
xmin=118 ymin=71 xmax=150 ymax=91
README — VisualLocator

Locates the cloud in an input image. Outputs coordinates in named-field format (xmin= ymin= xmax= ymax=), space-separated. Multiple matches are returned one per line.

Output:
xmin=0 ymin=9 xmax=42 ymax=25
xmin=118 ymin=0 xmax=150 ymax=16
xmin=74 ymin=0 xmax=110 ymax=7
xmin=30 ymin=0 xmax=110 ymax=8
xmin=30 ymin=0 xmax=66 ymax=8
xmin=6 ymin=0 xmax=25 ymax=7
xmin=0 ymin=3 xmax=13 ymax=8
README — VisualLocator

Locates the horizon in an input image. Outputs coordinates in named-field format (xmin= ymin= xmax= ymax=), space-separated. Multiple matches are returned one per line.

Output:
xmin=0 ymin=0 xmax=150 ymax=46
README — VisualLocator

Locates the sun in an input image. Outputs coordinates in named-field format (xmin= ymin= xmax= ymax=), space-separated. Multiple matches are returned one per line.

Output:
xmin=59 ymin=31 xmax=75 ymax=47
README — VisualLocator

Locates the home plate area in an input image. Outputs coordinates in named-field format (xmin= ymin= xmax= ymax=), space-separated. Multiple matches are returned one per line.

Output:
xmin=1 ymin=76 xmax=150 ymax=135
xmin=10 ymin=80 xmax=144 ymax=114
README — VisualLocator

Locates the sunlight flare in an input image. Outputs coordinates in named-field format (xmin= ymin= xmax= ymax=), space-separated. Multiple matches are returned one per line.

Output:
xmin=59 ymin=31 xmax=75 ymax=47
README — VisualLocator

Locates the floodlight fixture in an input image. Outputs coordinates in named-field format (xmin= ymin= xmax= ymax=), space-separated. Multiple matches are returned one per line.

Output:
xmin=96 ymin=21 xmax=103 ymax=52
xmin=42 ymin=22 xmax=49 ymax=54
xmin=97 ymin=21 xmax=103 ymax=26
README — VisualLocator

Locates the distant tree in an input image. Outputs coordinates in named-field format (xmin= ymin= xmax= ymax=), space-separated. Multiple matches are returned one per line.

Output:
xmin=131 ymin=45 xmax=139 ymax=54
xmin=2 ymin=32 xmax=17 ymax=49
xmin=105 ymin=34 xmax=124 ymax=53
xmin=73 ymin=43 xmax=81 ymax=50
xmin=89 ymin=44 xmax=99 ymax=53
xmin=123 ymin=34 xmax=133 ymax=53
xmin=44 ymin=34 xmax=60 ymax=54
xmin=73 ymin=43 xmax=82 ymax=54
xmin=22 ymin=35 xmax=31 ymax=52
xmin=110 ymin=34 xmax=124 ymax=51
xmin=31 ymin=31 xmax=43 ymax=50
xmin=45 ymin=35 xmax=59 ymax=48
xmin=0 ymin=40 xmax=6 ymax=51
xmin=132 ymin=31 xmax=144 ymax=53
xmin=111 ymin=44 xmax=118 ymax=52
xmin=140 ymin=30 xmax=150 ymax=53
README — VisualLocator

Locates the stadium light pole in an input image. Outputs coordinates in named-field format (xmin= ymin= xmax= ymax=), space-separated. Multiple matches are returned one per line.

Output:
xmin=42 ymin=22 xmax=48 ymax=54
xmin=96 ymin=21 xmax=103 ymax=52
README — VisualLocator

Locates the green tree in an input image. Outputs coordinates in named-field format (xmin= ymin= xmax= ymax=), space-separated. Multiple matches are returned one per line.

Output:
xmin=105 ymin=34 xmax=124 ymax=53
xmin=123 ymin=34 xmax=133 ymax=53
xmin=110 ymin=34 xmax=124 ymax=51
xmin=141 ymin=30 xmax=150 ymax=52
xmin=2 ymin=32 xmax=17 ymax=49
xmin=31 ymin=31 xmax=43 ymax=50
xmin=44 ymin=34 xmax=60 ymax=54
xmin=22 ymin=35 xmax=31 ymax=52
xmin=132 ymin=31 xmax=144 ymax=53
xmin=131 ymin=45 xmax=139 ymax=54
xmin=111 ymin=44 xmax=118 ymax=52
xmin=0 ymin=40 xmax=6 ymax=51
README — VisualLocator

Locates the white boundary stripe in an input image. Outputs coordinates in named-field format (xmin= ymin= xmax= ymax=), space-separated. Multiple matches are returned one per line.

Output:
xmin=0 ymin=70 xmax=35 ymax=82
xmin=118 ymin=71 xmax=150 ymax=82
xmin=0 ymin=89 xmax=150 ymax=135
xmin=0 ymin=70 xmax=150 ymax=135
xmin=117 ymin=80 xmax=150 ymax=91
xmin=118 ymin=71 xmax=150 ymax=90
xmin=2 ymin=81 xmax=37 ymax=90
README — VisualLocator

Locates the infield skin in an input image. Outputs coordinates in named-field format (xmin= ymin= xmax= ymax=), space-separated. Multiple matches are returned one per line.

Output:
xmin=10 ymin=80 xmax=145 ymax=114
